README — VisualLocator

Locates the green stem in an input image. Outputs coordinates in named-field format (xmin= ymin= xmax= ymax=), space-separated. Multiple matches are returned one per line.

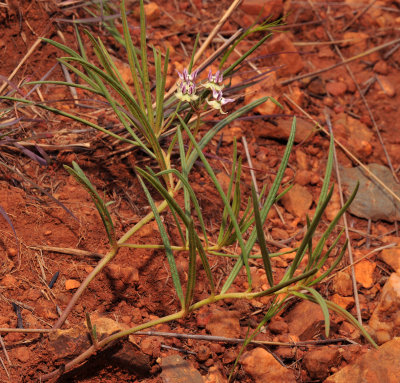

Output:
xmin=53 ymin=246 xmax=119 ymax=329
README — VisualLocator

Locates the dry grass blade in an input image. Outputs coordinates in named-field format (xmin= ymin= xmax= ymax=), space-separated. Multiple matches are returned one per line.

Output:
xmin=341 ymin=0 xmax=377 ymax=32
xmin=29 ymin=245 xmax=104 ymax=259
xmin=0 ymin=37 xmax=43 ymax=94
xmin=193 ymin=0 xmax=241 ymax=64
xmin=133 ymin=330 xmax=355 ymax=347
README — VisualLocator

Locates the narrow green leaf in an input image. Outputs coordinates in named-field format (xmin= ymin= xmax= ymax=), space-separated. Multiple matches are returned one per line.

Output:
xmin=184 ymin=219 xmax=197 ymax=310
xmin=221 ymin=117 xmax=296 ymax=294
xmin=252 ymin=268 xmax=318 ymax=298
xmin=137 ymin=174 xmax=184 ymax=307
xmin=217 ymin=140 xmax=238 ymax=246
xmin=316 ymin=135 xmax=334 ymax=210
xmin=295 ymin=293 xmax=377 ymax=347
xmin=64 ymin=162 xmax=116 ymax=247
xmin=177 ymin=127 xmax=192 ymax=243
xmin=180 ymin=115 xmax=252 ymax=290
xmin=136 ymin=167 xmax=215 ymax=294
xmin=308 ymin=239 xmax=348 ymax=286
xmin=121 ymin=0 xmax=145 ymax=111
xmin=188 ymin=34 xmax=199 ymax=73
xmin=251 ymin=183 xmax=273 ymax=287
xmin=157 ymin=168 xmax=209 ymax=245
xmin=300 ymin=287 xmax=331 ymax=337
xmin=139 ymin=0 xmax=154 ymax=128
xmin=285 ymin=186 xmax=334 ymax=280
xmin=223 ymin=34 xmax=272 ymax=78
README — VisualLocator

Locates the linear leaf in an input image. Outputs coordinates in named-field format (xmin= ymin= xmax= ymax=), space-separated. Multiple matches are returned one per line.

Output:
xmin=251 ymin=183 xmax=273 ymax=287
xmin=137 ymin=174 xmax=184 ymax=307
xmin=64 ymin=162 xmax=116 ymax=247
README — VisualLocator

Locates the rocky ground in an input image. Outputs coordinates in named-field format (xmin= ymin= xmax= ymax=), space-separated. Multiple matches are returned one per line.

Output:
xmin=1 ymin=0 xmax=400 ymax=382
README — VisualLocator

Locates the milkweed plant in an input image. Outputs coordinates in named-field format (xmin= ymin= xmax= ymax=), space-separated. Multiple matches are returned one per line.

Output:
xmin=0 ymin=0 xmax=376 ymax=379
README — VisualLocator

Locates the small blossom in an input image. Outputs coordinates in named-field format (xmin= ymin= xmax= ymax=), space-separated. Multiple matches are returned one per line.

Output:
xmin=206 ymin=89 xmax=234 ymax=114
xmin=176 ymin=68 xmax=199 ymax=102
xmin=204 ymin=69 xmax=224 ymax=91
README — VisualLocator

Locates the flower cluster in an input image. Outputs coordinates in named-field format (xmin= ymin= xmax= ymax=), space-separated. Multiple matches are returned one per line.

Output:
xmin=176 ymin=68 xmax=234 ymax=114
xmin=204 ymin=69 xmax=224 ymax=91
xmin=176 ymin=68 xmax=199 ymax=103
xmin=206 ymin=89 xmax=234 ymax=114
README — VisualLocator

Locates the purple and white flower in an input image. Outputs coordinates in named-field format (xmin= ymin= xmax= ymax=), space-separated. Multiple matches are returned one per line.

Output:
xmin=206 ymin=89 xmax=234 ymax=114
xmin=204 ymin=69 xmax=224 ymax=91
xmin=176 ymin=68 xmax=199 ymax=102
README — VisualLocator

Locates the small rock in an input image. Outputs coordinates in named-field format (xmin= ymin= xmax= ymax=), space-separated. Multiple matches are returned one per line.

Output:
xmin=196 ymin=307 xmax=212 ymax=327
xmin=333 ymin=113 xmax=374 ymax=158
xmin=216 ymin=171 xmax=232 ymax=195
xmin=65 ymin=279 xmax=80 ymax=290
xmin=340 ymin=163 xmax=400 ymax=222
xmin=373 ymin=60 xmax=389 ymax=75
xmin=377 ymin=75 xmax=396 ymax=97
xmin=140 ymin=337 xmax=161 ymax=357
xmin=111 ymin=56 xmax=133 ymax=86
xmin=106 ymin=264 xmax=139 ymax=283
xmin=266 ymin=33 xmax=304 ymax=76
xmin=281 ymin=183 xmax=313 ymax=218
xmin=91 ymin=316 xmax=128 ymax=339
xmin=36 ymin=299 xmax=58 ymax=320
xmin=324 ymin=187 xmax=341 ymax=221
xmin=160 ymin=354 xmax=203 ymax=383
xmin=268 ymin=317 xmax=288 ymax=334
xmin=333 ymin=271 xmax=353 ymax=296
xmin=308 ymin=77 xmax=326 ymax=95
xmin=111 ymin=341 xmax=151 ymax=377
xmin=286 ymin=300 xmax=325 ymax=340
xmin=289 ymin=86 xmax=305 ymax=107
xmin=254 ymin=117 xmax=316 ymax=143
xmin=368 ymin=272 xmax=400 ymax=344
xmin=295 ymin=149 xmax=309 ymax=170
xmin=48 ymin=327 xmax=89 ymax=361
xmin=331 ymin=294 xmax=355 ymax=310
xmin=196 ymin=345 xmax=211 ymax=362
xmin=210 ymin=343 xmax=225 ymax=355
xmin=244 ymin=75 xmax=281 ymax=116
xmin=7 ymin=248 xmax=18 ymax=257
xmin=240 ymin=0 xmax=283 ymax=24
xmin=134 ymin=2 xmax=161 ymax=22
xmin=379 ymin=246 xmax=400 ymax=272
xmin=326 ymin=81 xmax=347 ymax=97
xmin=1 ymin=274 xmax=17 ymax=288
xmin=14 ymin=347 xmax=31 ymax=363
xmin=204 ymin=366 xmax=227 ymax=383
xmin=342 ymin=32 xmax=369 ymax=55
xmin=324 ymin=337 xmax=400 ymax=383
xmin=241 ymin=347 xmax=296 ymax=383
xmin=223 ymin=348 xmax=238 ymax=364
xmin=206 ymin=309 xmax=240 ymax=338
xmin=354 ymin=260 xmax=376 ymax=289
xmin=303 ymin=346 xmax=341 ymax=380
xmin=339 ymin=321 xmax=361 ymax=341
xmin=294 ymin=170 xmax=313 ymax=186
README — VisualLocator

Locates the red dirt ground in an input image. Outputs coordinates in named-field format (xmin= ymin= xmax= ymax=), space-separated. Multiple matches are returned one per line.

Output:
xmin=1 ymin=0 xmax=400 ymax=382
